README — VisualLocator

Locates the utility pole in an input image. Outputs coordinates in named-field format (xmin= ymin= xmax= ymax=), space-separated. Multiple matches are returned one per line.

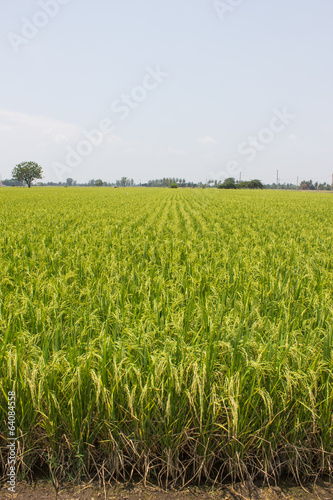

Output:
xmin=331 ymin=173 xmax=333 ymax=192
xmin=296 ymin=176 xmax=298 ymax=190
xmin=239 ymin=172 xmax=241 ymax=182
xmin=276 ymin=170 xmax=279 ymax=189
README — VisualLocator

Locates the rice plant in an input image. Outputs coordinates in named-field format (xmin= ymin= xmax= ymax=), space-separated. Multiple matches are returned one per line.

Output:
xmin=0 ymin=187 xmax=332 ymax=487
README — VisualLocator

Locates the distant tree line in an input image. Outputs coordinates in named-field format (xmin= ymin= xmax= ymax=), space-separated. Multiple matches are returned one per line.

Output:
xmin=217 ymin=178 xmax=264 ymax=189
xmin=264 ymin=182 xmax=297 ymax=190
xmin=264 ymin=180 xmax=332 ymax=190
xmin=143 ymin=178 xmax=195 ymax=187
xmin=299 ymin=180 xmax=331 ymax=191
xmin=2 ymin=169 xmax=332 ymax=191
xmin=1 ymin=179 xmax=24 ymax=186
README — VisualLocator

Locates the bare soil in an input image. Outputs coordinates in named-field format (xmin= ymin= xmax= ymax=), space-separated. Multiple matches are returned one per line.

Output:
xmin=1 ymin=480 xmax=333 ymax=500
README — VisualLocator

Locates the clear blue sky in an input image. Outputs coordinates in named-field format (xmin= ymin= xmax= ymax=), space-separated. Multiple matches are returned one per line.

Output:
xmin=1 ymin=0 xmax=332 ymax=184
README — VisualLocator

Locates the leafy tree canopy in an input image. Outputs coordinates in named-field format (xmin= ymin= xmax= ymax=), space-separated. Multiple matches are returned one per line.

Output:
xmin=218 ymin=177 xmax=236 ymax=189
xmin=12 ymin=161 xmax=43 ymax=188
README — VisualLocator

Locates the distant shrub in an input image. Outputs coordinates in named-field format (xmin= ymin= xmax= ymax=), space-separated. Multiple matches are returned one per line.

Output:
xmin=236 ymin=179 xmax=264 ymax=189
xmin=218 ymin=178 xmax=236 ymax=189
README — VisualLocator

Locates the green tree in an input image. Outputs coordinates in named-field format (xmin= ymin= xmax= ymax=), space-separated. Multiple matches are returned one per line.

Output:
xmin=218 ymin=177 xmax=236 ymax=189
xmin=300 ymin=180 xmax=315 ymax=191
xmin=235 ymin=179 xmax=264 ymax=189
xmin=170 ymin=182 xmax=178 ymax=188
xmin=12 ymin=161 xmax=43 ymax=188
xmin=248 ymin=179 xmax=264 ymax=189
xmin=66 ymin=178 xmax=73 ymax=186
xmin=95 ymin=179 xmax=103 ymax=187
xmin=236 ymin=181 xmax=250 ymax=189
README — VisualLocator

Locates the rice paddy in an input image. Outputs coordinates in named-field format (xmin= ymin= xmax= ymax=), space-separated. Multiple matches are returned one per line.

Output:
xmin=0 ymin=187 xmax=332 ymax=487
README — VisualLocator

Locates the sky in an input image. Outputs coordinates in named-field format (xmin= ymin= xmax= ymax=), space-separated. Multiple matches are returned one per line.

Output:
xmin=0 ymin=0 xmax=332 ymax=185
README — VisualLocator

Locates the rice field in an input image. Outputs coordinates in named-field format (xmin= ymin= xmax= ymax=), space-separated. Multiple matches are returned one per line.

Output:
xmin=0 ymin=187 xmax=333 ymax=487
